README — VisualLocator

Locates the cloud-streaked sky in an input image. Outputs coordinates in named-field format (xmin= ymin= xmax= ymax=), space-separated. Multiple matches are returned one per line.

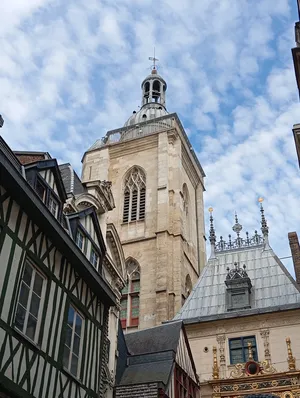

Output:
xmin=1 ymin=0 xmax=300 ymax=274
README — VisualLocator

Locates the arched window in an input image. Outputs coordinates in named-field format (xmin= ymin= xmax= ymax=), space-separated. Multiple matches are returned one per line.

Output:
xmin=120 ymin=259 xmax=140 ymax=328
xmin=182 ymin=184 xmax=190 ymax=241
xmin=152 ymin=80 xmax=161 ymax=103
xmin=123 ymin=167 xmax=146 ymax=223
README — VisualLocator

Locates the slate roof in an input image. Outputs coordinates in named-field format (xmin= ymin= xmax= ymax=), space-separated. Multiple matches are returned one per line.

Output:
xmin=125 ymin=321 xmax=182 ymax=355
xmin=59 ymin=163 xmax=86 ymax=196
xmin=116 ymin=321 xmax=183 ymax=387
xmin=174 ymin=244 xmax=300 ymax=324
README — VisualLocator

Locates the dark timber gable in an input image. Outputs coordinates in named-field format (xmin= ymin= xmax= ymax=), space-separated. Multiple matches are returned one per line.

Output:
xmin=0 ymin=137 xmax=116 ymax=398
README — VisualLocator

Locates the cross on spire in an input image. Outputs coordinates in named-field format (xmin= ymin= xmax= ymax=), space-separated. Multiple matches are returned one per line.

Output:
xmin=149 ymin=47 xmax=159 ymax=70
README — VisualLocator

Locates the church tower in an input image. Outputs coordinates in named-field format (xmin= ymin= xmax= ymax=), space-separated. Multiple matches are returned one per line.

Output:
xmin=81 ymin=63 xmax=206 ymax=330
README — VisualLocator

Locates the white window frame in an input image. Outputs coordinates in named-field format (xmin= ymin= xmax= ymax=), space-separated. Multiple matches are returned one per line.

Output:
xmin=63 ymin=305 xmax=84 ymax=378
xmin=75 ymin=230 xmax=84 ymax=251
xmin=48 ymin=196 xmax=59 ymax=217
xmin=90 ymin=247 xmax=99 ymax=269
xmin=14 ymin=260 xmax=46 ymax=344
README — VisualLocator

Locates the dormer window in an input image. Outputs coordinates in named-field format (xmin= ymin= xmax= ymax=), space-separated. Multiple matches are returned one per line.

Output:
xmin=76 ymin=230 xmax=84 ymax=251
xmin=48 ymin=196 xmax=59 ymax=217
xmin=36 ymin=179 xmax=46 ymax=202
xmin=225 ymin=263 xmax=252 ymax=311
xmin=90 ymin=247 xmax=99 ymax=269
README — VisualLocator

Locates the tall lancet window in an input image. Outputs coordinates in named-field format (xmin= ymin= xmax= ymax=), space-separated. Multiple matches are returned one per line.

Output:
xmin=120 ymin=259 xmax=140 ymax=329
xmin=123 ymin=167 xmax=146 ymax=223
xmin=182 ymin=184 xmax=191 ymax=242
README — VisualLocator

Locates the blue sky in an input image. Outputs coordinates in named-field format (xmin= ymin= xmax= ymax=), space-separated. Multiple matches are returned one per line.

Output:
xmin=1 ymin=0 xmax=300 ymax=274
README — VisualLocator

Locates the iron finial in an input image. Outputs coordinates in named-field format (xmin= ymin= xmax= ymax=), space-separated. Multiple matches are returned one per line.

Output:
xmin=149 ymin=47 xmax=159 ymax=72
xmin=208 ymin=207 xmax=216 ymax=258
xmin=232 ymin=212 xmax=242 ymax=238
xmin=258 ymin=198 xmax=270 ymax=248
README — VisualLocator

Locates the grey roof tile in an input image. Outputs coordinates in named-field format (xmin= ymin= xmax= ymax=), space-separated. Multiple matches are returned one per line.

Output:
xmin=174 ymin=245 xmax=300 ymax=323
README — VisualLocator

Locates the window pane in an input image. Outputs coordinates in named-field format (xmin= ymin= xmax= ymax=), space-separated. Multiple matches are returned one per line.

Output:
xmin=33 ymin=273 xmax=43 ymax=296
xmin=131 ymin=279 xmax=140 ymax=292
xmin=73 ymin=334 xmax=80 ymax=356
xmin=229 ymin=339 xmax=242 ymax=349
xmin=15 ymin=304 xmax=26 ymax=331
xmin=63 ymin=345 xmax=70 ymax=368
xmin=19 ymin=282 xmax=29 ymax=308
xmin=76 ymin=231 xmax=84 ymax=250
xmin=71 ymin=354 xmax=78 ymax=376
xmin=68 ymin=307 xmax=75 ymax=326
xmin=26 ymin=314 xmax=37 ymax=340
xmin=65 ymin=326 xmax=72 ymax=348
xmin=121 ymin=283 xmax=128 ymax=294
xmin=23 ymin=263 xmax=33 ymax=286
xmin=29 ymin=292 xmax=40 ymax=318
xmin=75 ymin=314 xmax=82 ymax=336
xmin=231 ymin=349 xmax=244 ymax=364
xmin=120 ymin=298 xmax=127 ymax=319
xmin=36 ymin=181 xmax=45 ymax=201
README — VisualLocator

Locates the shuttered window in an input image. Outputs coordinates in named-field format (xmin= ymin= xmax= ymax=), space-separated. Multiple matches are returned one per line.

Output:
xmin=122 ymin=167 xmax=146 ymax=223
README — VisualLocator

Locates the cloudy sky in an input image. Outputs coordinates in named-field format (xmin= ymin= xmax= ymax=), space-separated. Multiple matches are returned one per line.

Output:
xmin=1 ymin=0 xmax=300 ymax=274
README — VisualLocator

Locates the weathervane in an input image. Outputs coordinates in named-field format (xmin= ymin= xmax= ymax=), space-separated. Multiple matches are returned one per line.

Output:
xmin=149 ymin=47 xmax=159 ymax=70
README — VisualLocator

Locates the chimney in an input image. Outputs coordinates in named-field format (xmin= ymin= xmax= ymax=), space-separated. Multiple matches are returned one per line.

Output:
xmin=288 ymin=232 xmax=300 ymax=285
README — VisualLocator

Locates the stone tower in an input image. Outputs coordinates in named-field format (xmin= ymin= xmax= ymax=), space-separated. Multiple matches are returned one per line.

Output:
xmin=81 ymin=65 xmax=206 ymax=331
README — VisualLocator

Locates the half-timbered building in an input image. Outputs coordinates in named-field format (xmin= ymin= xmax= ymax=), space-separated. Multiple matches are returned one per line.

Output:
xmin=0 ymin=137 xmax=120 ymax=397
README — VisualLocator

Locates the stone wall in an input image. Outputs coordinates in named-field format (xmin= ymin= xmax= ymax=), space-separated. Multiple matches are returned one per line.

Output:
xmin=185 ymin=309 xmax=300 ymax=384
xmin=82 ymin=124 xmax=206 ymax=329
xmin=115 ymin=383 xmax=158 ymax=398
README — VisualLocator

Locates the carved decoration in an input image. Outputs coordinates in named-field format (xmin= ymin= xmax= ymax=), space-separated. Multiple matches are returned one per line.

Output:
xmin=260 ymin=329 xmax=271 ymax=361
xmin=217 ymin=334 xmax=226 ymax=378
xmin=286 ymin=338 xmax=297 ymax=371
xmin=213 ymin=346 xmax=220 ymax=380
xmin=167 ymin=129 xmax=178 ymax=145
xmin=230 ymin=359 xmax=277 ymax=379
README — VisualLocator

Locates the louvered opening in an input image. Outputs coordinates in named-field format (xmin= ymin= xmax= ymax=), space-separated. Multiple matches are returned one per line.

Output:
xmin=123 ymin=190 xmax=130 ymax=222
xmin=131 ymin=189 xmax=138 ymax=221
xmin=139 ymin=187 xmax=146 ymax=220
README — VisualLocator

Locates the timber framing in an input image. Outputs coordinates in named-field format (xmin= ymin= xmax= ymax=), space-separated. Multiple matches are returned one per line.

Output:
xmin=0 ymin=138 xmax=116 ymax=306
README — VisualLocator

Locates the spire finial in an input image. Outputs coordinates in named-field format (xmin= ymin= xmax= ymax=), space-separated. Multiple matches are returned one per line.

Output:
xmin=258 ymin=198 xmax=270 ymax=248
xmin=286 ymin=337 xmax=296 ymax=370
xmin=232 ymin=213 xmax=242 ymax=246
xmin=212 ymin=346 xmax=219 ymax=379
xmin=208 ymin=207 xmax=216 ymax=258
xmin=149 ymin=47 xmax=159 ymax=73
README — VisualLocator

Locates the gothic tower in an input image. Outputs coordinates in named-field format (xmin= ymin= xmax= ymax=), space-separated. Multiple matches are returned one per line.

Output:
xmin=81 ymin=64 xmax=206 ymax=331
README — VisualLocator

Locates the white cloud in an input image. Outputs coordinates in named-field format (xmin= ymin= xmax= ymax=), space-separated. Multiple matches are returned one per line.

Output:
xmin=0 ymin=0 xmax=299 ymax=277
